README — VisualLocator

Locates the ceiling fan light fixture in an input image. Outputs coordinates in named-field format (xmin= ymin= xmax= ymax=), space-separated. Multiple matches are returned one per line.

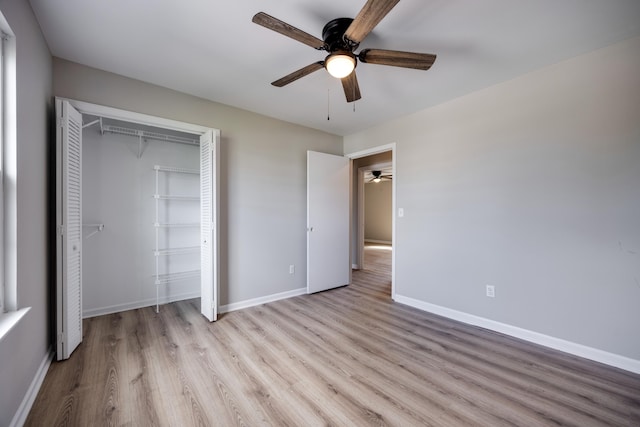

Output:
xmin=373 ymin=177 xmax=381 ymax=183
xmin=325 ymin=52 xmax=356 ymax=79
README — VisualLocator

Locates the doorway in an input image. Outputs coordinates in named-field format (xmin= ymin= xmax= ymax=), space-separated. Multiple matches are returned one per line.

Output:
xmin=347 ymin=144 xmax=396 ymax=299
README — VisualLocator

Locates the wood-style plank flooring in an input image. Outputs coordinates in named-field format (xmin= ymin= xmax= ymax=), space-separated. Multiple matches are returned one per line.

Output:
xmin=26 ymin=244 xmax=640 ymax=426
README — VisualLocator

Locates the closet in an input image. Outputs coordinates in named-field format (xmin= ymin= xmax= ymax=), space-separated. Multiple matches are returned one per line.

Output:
xmin=82 ymin=116 xmax=201 ymax=316
xmin=55 ymin=98 xmax=219 ymax=360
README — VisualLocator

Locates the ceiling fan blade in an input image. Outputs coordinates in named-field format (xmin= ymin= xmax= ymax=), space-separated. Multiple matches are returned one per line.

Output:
xmin=359 ymin=49 xmax=436 ymax=70
xmin=271 ymin=62 xmax=325 ymax=87
xmin=341 ymin=71 xmax=362 ymax=103
xmin=253 ymin=12 xmax=326 ymax=50
xmin=344 ymin=0 xmax=400 ymax=44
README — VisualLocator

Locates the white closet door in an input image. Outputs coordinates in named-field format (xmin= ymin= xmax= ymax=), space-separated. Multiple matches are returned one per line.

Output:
xmin=307 ymin=151 xmax=350 ymax=294
xmin=56 ymin=99 xmax=83 ymax=360
xmin=200 ymin=129 xmax=219 ymax=321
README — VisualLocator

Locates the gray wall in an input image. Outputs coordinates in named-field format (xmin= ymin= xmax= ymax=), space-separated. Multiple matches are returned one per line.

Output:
xmin=344 ymin=36 xmax=640 ymax=360
xmin=365 ymin=181 xmax=392 ymax=243
xmin=53 ymin=58 xmax=343 ymax=306
xmin=0 ymin=0 xmax=52 ymax=423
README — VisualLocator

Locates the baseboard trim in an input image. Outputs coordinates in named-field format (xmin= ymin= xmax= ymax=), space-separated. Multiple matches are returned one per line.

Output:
xmin=365 ymin=239 xmax=392 ymax=245
xmin=395 ymin=294 xmax=640 ymax=375
xmin=10 ymin=348 xmax=54 ymax=427
xmin=220 ymin=287 xmax=307 ymax=314
xmin=352 ymin=263 xmax=360 ymax=270
xmin=83 ymin=291 xmax=200 ymax=318
xmin=85 ymin=287 xmax=309 ymax=319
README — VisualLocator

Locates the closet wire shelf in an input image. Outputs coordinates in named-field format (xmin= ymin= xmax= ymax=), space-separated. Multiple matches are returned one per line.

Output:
xmin=154 ymin=165 xmax=199 ymax=174
xmin=154 ymin=270 xmax=201 ymax=285
xmin=154 ymin=246 xmax=200 ymax=257
xmin=104 ymin=125 xmax=198 ymax=146
xmin=153 ymin=222 xmax=200 ymax=228
xmin=154 ymin=194 xmax=200 ymax=201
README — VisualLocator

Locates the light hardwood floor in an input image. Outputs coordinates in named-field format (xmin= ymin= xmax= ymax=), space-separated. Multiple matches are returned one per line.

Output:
xmin=26 ymin=245 xmax=640 ymax=426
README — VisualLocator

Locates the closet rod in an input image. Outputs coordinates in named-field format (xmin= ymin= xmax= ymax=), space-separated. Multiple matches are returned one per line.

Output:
xmin=102 ymin=124 xmax=198 ymax=146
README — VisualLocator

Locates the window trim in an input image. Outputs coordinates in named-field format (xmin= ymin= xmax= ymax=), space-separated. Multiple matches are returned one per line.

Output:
xmin=0 ymin=11 xmax=22 ymax=341
xmin=0 ymin=28 xmax=5 ymax=313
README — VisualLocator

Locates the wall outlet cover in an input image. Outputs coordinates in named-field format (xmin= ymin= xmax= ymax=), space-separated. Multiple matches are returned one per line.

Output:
xmin=486 ymin=285 xmax=495 ymax=298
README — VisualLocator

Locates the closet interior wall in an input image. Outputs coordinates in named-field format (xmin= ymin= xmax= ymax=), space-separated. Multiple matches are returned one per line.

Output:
xmin=82 ymin=118 xmax=200 ymax=317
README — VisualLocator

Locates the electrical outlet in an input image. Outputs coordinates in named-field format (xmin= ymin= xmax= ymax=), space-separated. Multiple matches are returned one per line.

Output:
xmin=289 ymin=265 xmax=295 ymax=275
xmin=486 ymin=285 xmax=495 ymax=298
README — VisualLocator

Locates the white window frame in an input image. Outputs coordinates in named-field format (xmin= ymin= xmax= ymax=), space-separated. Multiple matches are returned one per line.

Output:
xmin=0 ymin=12 xmax=29 ymax=342
xmin=0 ymin=25 xmax=5 ymax=313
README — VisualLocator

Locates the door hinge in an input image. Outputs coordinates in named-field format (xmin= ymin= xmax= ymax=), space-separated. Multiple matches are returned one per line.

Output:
xmin=58 ymin=224 xmax=65 ymax=235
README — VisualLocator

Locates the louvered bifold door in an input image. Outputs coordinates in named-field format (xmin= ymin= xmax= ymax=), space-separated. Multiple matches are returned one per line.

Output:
xmin=56 ymin=99 xmax=83 ymax=360
xmin=200 ymin=130 xmax=219 ymax=321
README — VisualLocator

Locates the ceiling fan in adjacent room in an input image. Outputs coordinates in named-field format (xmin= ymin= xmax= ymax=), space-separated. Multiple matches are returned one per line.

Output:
xmin=252 ymin=0 xmax=437 ymax=103
xmin=369 ymin=170 xmax=392 ymax=183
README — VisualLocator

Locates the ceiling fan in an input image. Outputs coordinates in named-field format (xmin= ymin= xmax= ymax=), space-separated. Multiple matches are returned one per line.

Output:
xmin=252 ymin=0 xmax=437 ymax=103
xmin=369 ymin=170 xmax=392 ymax=183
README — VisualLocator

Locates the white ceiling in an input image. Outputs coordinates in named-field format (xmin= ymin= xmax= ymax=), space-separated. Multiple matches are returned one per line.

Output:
xmin=29 ymin=0 xmax=640 ymax=136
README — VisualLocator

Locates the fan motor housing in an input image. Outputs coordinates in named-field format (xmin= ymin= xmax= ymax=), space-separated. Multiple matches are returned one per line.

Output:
xmin=322 ymin=18 xmax=357 ymax=52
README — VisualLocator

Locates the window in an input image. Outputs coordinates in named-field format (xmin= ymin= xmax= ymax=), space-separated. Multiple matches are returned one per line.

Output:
xmin=0 ymin=12 xmax=26 ymax=341
xmin=0 ymin=21 xmax=7 ymax=313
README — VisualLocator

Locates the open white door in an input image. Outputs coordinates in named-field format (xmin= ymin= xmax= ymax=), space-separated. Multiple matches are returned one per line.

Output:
xmin=200 ymin=129 xmax=219 ymax=321
xmin=56 ymin=99 xmax=83 ymax=360
xmin=307 ymin=151 xmax=350 ymax=293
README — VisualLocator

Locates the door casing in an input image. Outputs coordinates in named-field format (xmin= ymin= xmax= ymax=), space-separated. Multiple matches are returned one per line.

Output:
xmin=56 ymin=97 xmax=220 ymax=328
xmin=346 ymin=143 xmax=396 ymax=299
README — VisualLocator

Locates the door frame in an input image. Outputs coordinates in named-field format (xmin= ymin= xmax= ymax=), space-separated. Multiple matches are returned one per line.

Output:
xmin=346 ymin=143 xmax=396 ymax=299
xmin=57 ymin=97 xmax=220 ymax=319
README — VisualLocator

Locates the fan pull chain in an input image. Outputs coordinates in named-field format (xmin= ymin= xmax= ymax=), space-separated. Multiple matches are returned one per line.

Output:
xmin=327 ymin=88 xmax=331 ymax=121
xmin=353 ymin=83 xmax=356 ymax=112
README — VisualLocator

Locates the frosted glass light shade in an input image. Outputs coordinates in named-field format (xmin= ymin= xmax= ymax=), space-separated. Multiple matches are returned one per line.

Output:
xmin=325 ymin=53 xmax=356 ymax=78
